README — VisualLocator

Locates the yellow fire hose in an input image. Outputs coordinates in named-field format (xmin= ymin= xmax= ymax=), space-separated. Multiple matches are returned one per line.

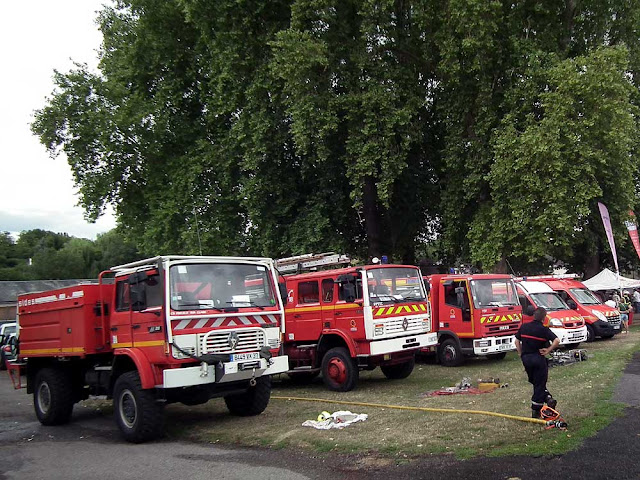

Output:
xmin=272 ymin=395 xmax=549 ymax=426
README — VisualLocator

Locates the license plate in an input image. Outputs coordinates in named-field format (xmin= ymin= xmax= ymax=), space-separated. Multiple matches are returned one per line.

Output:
xmin=230 ymin=352 xmax=260 ymax=362
xmin=614 ymin=325 xmax=620 ymax=330
xmin=499 ymin=325 xmax=509 ymax=330
xmin=497 ymin=344 xmax=511 ymax=351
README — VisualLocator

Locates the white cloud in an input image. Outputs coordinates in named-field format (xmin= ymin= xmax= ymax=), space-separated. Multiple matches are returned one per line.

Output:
xmin=0 ymin=0 xmax=116 ymax=240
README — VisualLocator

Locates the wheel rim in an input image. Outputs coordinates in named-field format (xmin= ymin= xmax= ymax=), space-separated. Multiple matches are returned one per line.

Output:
xmin=37 ymin=381 xmax=51 ymax=414
xmin=444 ymin=345 xmax=457 ymax=362
xmin=119 ymin=389 xmax=137 ymax=429
xmin=326 ymin=357 xmax=348 ymax=384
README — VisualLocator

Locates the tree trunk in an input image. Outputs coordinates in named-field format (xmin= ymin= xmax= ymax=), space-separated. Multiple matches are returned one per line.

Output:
xmin=363 ymin=176 xmax=382 ymax=259
xmin=560 ymin=0 xmax=577 ymax=53
xmin=583 ymin=251 xmax=601 ymax=279
xmin=494 ymin=255 xmax=508 ymax=274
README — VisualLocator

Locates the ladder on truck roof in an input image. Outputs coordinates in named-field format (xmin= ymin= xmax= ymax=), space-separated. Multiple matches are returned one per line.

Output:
xmin=515 ymin=274 xmax=580 ymax=282
xmin=276 ymin=252 xmax=351 ymax=274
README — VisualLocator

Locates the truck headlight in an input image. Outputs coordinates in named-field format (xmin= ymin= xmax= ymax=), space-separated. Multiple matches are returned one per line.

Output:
xmin=475 ymin=340 xmax=490 ymax=347
xmin=549 ymin=318 xmax=563 ymax=327
xmin=374 ymin=324 xmax=384 ymax=336
xmin=592 ymin=310 xmax=607 ymax=322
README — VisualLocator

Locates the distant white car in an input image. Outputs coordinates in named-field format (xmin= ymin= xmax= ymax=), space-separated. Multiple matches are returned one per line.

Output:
xmin=0 ymin=322 xmax=17 ymax=370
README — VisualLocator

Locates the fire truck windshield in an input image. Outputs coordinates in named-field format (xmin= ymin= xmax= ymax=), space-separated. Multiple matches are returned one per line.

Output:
xmin=169 ymin=263 xmax=277 ymax=311
xmin=366 ymin=267 xmax=425 ymax=304
xmin=570 ymin=288 xmax=601 ymax=306
xmin=470 ymin=279 xmax=519 ymax=308
xmin=529 ymin=292 xmax=569 ymax=311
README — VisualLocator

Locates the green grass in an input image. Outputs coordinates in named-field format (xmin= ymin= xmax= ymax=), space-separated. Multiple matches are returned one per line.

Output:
xmin=93 ymin=326 xmax=640 ymax=459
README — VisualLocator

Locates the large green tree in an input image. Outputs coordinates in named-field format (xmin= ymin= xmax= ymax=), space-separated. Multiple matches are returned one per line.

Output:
xmin=434 ymin=0 xmax=640 ymax=273
xmin=31 ymin=0 xmax=640 ymax=273
xmin=273 ymin=0 xmax=441 ymax=262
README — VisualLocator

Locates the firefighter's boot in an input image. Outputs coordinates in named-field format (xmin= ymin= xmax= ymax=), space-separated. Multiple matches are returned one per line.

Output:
xmin=531 ymin=408 xmax=541 ymax=419
xmin=546 ymin=394 xmax=557 ymax=409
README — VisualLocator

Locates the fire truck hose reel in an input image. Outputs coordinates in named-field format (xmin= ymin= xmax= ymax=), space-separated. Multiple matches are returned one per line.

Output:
xmin=271 ymin=396 xmax=556 ymax=427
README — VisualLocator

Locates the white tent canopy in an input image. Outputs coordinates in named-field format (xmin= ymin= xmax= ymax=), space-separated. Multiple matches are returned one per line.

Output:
xmin=583 ymin=268 xmax=640 ymax=291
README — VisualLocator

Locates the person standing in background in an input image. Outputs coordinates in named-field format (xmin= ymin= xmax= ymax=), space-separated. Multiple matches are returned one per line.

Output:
xmin=633 ymin=289 xmax=640 ymax=317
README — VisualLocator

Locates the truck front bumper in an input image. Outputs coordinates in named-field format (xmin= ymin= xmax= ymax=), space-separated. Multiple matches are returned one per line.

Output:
xmin=551 ymin=326 xmax=588 ymax=345
xmin=472 ymin=335 xmax=516 ymax=355
xmin=368 ymin=332 xmax=438 ymax=356
xmin=592 ymin=319 xmax=618 ymax=337
xmin=161 ymin=355 xmax=289 ymax=389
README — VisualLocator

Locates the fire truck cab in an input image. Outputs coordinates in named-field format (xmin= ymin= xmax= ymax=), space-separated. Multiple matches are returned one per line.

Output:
xmin=426 ymin=274 xmax=522 ymax=366
xmin=279 ymin=254 xmax=437 ymax=391
xmin=520 ymin=275 xmax=621 ymax=341
xmin=13 ymin=256 xmax=289 ymax=442
xmin=515 ymin=280 xmax=588 ymax=346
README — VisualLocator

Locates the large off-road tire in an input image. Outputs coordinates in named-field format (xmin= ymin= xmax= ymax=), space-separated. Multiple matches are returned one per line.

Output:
xmin=586 ymin=324 xmax=595 ymax=343
xmin=33 ymin=368 xmax=74 ymax=425
xmin=488 ymin=352 xmax=507 ymax=361
xmin=321 ymin=347 xmax=359 ymax=392
xmin=113 ymin=371 xmax=165 ymax=443
xmin=380 ymin=358 xmax=415 ymax=380
xmin=287 ymin=371 xmax=320 ymax=385
xmin=438 ymin=338 xmax=464 ymax=367
xmin=224 ymin=376 xmax=271 ymax=416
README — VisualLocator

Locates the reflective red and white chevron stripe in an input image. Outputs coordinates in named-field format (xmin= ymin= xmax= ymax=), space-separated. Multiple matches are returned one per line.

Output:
xmin=171 ymin=314 xmax=279 ymax=331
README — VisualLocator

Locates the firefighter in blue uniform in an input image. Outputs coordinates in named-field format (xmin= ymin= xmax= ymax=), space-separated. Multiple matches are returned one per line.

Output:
xmin=515 ymin=307 xmax=560 ymax=418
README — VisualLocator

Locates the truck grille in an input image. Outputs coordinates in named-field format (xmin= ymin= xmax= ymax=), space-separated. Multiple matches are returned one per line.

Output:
xmin=486 ymin=323 xmax=519 ymax=334
xmin=383 ymin=316 xmax=429 ymax=334
xmin=607 ymin=314 xmax=621 ymax=327
xmin=199 ymin=328 xmax=266 ymax=355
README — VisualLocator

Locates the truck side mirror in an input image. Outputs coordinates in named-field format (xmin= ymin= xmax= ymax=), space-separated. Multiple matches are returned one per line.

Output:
xmin=343 ymin=283 xmax=356 ymax=303
xmin=128 ymin=271 xmax=147 ymax=284
xmin=278 ymin=281 xmax=288 ymax=304
xmin=567 ymin=300 xmax=577 ymax=310
xmin=130 ymin=285 xmax=147 ymax=311
xmin=455 ymin=286 xmax=465 ymax=308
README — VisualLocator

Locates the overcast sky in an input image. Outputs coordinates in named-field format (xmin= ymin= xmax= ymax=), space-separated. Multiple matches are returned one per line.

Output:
xmin=0 ymin=1 xmax=117 ymax=240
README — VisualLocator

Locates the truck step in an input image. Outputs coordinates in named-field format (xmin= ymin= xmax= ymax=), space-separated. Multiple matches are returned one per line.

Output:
xmin=286 ymin=367 xmax=321 ymax=374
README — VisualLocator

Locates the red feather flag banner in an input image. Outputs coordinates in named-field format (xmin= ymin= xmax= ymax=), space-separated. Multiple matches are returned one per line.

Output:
xmin=625 ymin=211 xmax=640 ymax=262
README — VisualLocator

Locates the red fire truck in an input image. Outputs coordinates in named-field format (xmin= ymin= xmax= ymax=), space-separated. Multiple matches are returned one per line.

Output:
xmin=515 ymin=280 xmax=588 ymax=346
xmin=277 ymin=254 xmax=437 ymax=391
xmin=425 ymin=274 xmax=522 ymax=366
xmin=9 ymin=256 xmax=289 ymax=442
xmin=517 ymin=275 xmax=621 ymax=341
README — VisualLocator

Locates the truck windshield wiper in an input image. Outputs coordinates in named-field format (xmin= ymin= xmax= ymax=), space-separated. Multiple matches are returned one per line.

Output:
xmin=177 ymin=302 xmax=223 ymax=312
xmin=374 ymin=295 xmax=401 ymax=303
xmin=402 ymin=296 xmax=425 ymax=302
xmin=226 ymin=301 xmax=265 ymax=310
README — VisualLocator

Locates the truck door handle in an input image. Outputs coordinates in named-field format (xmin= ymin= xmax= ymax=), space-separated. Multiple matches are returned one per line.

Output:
xmin=132 ymin=324 xmax=141 ymax=329
xmin=335 ymin=312 xmax=343 ymax=316
xmin=110 ymin=327 xmax=118 ymax=332
xmin=293 ymin=314 xmax=301 ymax=319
